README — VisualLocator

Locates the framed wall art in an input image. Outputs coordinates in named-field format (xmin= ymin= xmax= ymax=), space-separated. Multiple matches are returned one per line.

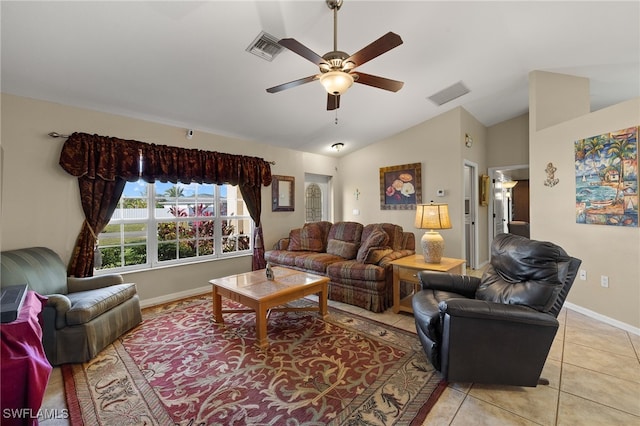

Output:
xmin=272 ymin=175 xmax=295 ymax=212
xmin=379 ymin=162 xmax=422 ymax=210
xmin=575 ymin=126 xmax=638 ymax=227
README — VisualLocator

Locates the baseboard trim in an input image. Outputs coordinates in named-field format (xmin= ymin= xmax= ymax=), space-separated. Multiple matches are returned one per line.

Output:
xmin=565 ymin=302 xmax=640 ymax=336
xmin=140 ymin=286 xmax=210 ymax=309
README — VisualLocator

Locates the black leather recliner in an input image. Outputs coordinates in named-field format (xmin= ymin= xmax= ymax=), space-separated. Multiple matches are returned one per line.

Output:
xmin=412 ymin=233 xmax=581 ymax=387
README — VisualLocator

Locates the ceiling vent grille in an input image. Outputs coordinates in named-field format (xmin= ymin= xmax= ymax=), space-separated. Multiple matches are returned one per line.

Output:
xmin=246 ymin=31 xmax=283 ymax=62
xmin=427 ymin=81 xmax=470 ymax=106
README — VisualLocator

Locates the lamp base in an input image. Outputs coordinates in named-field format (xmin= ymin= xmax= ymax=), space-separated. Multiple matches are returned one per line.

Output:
xmin=421 ymin=230 xmax=444 ymax=264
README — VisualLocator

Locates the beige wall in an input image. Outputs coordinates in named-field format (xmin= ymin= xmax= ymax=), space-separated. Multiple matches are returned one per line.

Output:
xmin=336 ymin=107 xmax=489 ymax=263
xmin=487 ymin=113 xmax=529 ymax=168
xmin=0 ymin=94 xmax=338 ymax=304
xmin=529 ymin=71 xmax=640 ymax=329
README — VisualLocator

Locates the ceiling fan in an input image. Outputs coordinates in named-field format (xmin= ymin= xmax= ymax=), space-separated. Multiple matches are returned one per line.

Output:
xmin=266 ymin=0 xmax=404 ymax=110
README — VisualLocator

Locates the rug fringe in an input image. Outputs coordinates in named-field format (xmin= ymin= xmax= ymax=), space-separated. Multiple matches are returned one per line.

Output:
xmin=61 ymin=364 xmax=84 ymax=426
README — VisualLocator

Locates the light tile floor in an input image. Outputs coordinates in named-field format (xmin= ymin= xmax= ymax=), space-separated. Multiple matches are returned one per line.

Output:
xmin=40 ymin=269 xmax=640 ymax=425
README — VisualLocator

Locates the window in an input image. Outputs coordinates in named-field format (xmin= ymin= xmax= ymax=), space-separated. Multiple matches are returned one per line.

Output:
xmin=96 ymin=181 xmax=252 ymax=272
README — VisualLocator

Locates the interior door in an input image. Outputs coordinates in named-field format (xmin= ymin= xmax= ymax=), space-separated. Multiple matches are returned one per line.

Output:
xmin=464 ymin=162 xmax=477 ymax=269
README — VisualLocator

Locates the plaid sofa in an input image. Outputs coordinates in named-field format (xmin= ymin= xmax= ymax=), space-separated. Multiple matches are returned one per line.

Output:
xmin=265 ymin=221 xmax=415 ymax=312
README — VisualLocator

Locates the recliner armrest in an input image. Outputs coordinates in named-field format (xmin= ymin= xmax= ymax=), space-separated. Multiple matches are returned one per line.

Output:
xmin=418 ymin=271 xmax=480 ymax=298
xmin=439 ymin=298 xmax=559 ymax=327
xmin=67 ymin=274 xmax=125 ymax=293
xmin=45 ymin=294 xmax=72 ymax=329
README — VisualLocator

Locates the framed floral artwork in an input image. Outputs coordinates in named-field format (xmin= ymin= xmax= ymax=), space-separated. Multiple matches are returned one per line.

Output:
xmin=379 ymin=162 xmax=422 ymax=210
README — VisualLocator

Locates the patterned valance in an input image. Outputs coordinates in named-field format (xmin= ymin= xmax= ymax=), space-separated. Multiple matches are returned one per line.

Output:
xmin=59 ymin=132 xmax=272 ymax=187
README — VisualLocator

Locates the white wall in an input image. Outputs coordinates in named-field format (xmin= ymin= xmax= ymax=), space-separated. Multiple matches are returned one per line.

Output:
xmin=0 ymin=94 xmax=338 ymax=303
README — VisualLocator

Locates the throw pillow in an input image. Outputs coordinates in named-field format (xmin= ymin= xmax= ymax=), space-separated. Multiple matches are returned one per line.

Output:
xmin=287 ymin=228 xmax=303 ymax=251
xmin=326 ymin=239 xmax=359 ymax=259
xmin=357 ymin=229 xmax=390 ymax=262
xmin=364 ymin=247 xmax=394 ymax=264
xmin=300 ymin=223 xmax=324 ymax=252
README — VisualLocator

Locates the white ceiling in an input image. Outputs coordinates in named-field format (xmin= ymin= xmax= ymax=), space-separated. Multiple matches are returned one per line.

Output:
xmin=2 ymin=1 xmax=639 ymax=157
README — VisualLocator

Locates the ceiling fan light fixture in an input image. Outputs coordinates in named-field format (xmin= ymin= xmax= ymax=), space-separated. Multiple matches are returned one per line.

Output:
xmin=320 ymin=71 xmax=354 ymax=95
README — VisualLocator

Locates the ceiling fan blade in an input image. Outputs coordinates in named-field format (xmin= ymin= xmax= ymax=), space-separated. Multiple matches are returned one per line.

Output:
xmin=327 ymin=94 xmax=340 ymax=110
xmin=345 ymin=32 xmax=403 ymax=68
xmin=267 ymin=75 xmax=318 ymax=93
xmin=278 ymin=38 xmax=328 ymax=66
xmin=353 ymin=72 xmax=404 ymax=92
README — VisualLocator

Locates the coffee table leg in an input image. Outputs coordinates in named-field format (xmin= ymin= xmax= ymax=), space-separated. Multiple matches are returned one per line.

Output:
xmin=212 ymin=286 xmax=223 ymax=323
xmin=256 ymin=304 xmax=268 ymax=349
xmin=319 ymin=283 xmax=328 ymax=318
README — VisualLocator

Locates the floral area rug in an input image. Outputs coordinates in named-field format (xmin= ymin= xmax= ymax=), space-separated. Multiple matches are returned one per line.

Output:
xmin=62 ymin=295 xmax=445 ymax=425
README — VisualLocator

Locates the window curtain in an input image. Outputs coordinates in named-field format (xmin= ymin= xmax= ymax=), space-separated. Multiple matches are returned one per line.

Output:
xmin=59 ymin=132 xmax=272 ymax=277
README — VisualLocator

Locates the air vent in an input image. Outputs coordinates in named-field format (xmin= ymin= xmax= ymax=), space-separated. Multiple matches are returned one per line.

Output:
xmin=246 ymin=31 xmax=283 ymax=62
xmin=427 ymin=81 xmax=470 ymax=106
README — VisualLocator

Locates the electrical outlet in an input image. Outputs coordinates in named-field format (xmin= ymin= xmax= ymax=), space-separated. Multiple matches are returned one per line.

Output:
xmin=579 ymin=269 xmax=587 ymax=280
xmin=601 ymin=275 xmax=609 ymax=288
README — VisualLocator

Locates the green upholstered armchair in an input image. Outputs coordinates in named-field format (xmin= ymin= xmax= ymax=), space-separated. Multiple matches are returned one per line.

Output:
xmin=1 ymin=247 xmax=142 ymax=365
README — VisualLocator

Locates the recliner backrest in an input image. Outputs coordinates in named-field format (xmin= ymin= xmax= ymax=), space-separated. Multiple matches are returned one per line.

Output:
xmin=1 ymin=247 xmax=68 ymax=295
xmin=476 ymin=234 xmax=580 ymax=313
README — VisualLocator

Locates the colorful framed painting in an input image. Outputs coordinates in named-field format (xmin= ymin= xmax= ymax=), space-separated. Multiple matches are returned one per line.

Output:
xmin=575 ymin=126 xmax=638 ymax=227
xmin=380 ymin=163 xmax=422 ymax=210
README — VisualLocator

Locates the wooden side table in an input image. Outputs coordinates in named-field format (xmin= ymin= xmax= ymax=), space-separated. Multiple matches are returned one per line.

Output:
xmin=390 ymin=255 xmax=466 ymax=314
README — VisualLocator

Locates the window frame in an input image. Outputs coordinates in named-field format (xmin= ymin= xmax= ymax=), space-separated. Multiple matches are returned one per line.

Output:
xmin=95 ymin=180 xmax=253 ymax=274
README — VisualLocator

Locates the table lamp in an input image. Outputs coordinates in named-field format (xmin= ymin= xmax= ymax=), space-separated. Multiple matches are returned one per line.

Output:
xmin=414 ymin=203 xmax=452 ymax=263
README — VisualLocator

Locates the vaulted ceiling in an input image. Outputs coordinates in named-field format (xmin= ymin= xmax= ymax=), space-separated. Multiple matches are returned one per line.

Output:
xmin=2 ymin=1 xmax=638 ymax=156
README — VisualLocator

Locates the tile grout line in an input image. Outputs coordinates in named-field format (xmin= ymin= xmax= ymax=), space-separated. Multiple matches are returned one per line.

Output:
xmin=554 ymin=309 xmax=568 ymax=426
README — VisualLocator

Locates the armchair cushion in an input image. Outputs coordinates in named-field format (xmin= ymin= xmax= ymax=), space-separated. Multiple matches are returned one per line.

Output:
xmin=476 ymin=233 xmax=573 ymax=312
xmin=66 ymin=283 xmax=138 ymax=326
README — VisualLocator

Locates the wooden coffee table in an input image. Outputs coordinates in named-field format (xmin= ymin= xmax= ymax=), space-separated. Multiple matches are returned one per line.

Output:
xmin=209 ymin=266 xmax=329 ymax=348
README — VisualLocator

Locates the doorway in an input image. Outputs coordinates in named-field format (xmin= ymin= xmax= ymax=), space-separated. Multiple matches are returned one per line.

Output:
xmin=488 ymin=165 xmax=530 ymax=248
xmin=304 ymin=173 xmax=332 ymax=222
xmin=464 ymin=161 xmax=478 ymax=269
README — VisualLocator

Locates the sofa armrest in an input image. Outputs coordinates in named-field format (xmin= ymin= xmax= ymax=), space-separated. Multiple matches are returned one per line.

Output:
xmin=45 ymin=294 xmax=72 ymax=329
xmin=67 ymin=274 xmax=125 ymax=293
xmin=439 ymin=298 xmax=559 ymax=327
xmin=379 ymin=249 xmax=415 ymax=266
xmin=418 ymin=271 xmax=480 ymax=299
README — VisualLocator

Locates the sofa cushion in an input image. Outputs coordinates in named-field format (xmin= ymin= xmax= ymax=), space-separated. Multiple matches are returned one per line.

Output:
xmin=294 ymin=253 xmax=344 ymax=274
xmin=326 ymin=261 xmax=386 ymax=282
xmin=379 ymin=223 xmax=405 ymax=251
xmin=287 ymin=228 xmax=303 ymax=251
xmin=326 ymin=239 xmax=359 ymax=259
xmin=264 ymin=250 xmax=313 ymax=267
xmin=300 ymin=223 xmax=325 ymax=252
xmin=66 ymin=283 xmax=137 ymax=326
xmin=327 ymin=221 xmax=364 ymax=244
xmin=363 ymin=247 xmax=394 ymax=264
xmin=357 ymin=227 xmax=389 ymax=262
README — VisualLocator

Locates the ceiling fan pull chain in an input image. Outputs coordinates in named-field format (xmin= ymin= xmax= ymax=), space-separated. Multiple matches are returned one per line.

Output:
xmin=335 ymin=109 xmax=338 ymax=125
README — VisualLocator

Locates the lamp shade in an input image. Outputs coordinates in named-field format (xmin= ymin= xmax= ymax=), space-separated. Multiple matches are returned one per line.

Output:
xmin=320 ymin=71 xmax=354 ymax=95
xmin=414 ymin=203 xmax=452 ymax=230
